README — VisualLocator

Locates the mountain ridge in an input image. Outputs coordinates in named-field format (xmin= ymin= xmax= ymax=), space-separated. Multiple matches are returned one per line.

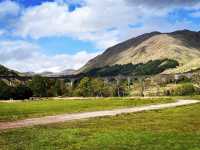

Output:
xmin=78 ymin=29 xmax=200 ymax=74
xmin=0 ymin=65 xmax=19 ymax=76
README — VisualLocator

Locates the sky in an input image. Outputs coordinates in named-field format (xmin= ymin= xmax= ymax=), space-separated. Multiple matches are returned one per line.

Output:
xmin=0 ymin=0 xmax=200 ymax=73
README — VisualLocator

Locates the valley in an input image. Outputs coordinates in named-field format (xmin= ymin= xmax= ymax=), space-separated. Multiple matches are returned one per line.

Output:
xmin=1 ymin=0 xmax=200 ymax=149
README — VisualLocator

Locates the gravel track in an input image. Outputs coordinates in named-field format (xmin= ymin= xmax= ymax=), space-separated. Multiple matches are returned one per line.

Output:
xmin=0 ymin=100 xmax=199 ymax=131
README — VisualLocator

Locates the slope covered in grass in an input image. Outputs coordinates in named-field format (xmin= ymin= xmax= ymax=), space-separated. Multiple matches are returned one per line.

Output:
xmin=164 ymin=58 xmax=200 ymax=74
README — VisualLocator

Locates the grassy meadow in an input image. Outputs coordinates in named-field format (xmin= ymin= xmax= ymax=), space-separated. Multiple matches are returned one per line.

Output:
xmin=0 ymin=98 xmax=173 ymax=122
xmin=0 ymin=97 xmax=200 ymax=150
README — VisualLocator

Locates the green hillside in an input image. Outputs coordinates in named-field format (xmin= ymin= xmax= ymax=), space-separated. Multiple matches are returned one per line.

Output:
xmin=83 ymin=59 xmax=179 ymax=77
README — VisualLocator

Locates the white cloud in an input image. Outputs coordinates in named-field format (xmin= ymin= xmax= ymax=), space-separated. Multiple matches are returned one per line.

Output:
xmin=14 ymin=0 xmax=143 ymax=48
xmin=0 ymin=40 xmax=100 ymax=73
xmin=14 ymin=0 xmax=200 ymax=49
xmin=0 ymin=0 xmax=20 ymax=18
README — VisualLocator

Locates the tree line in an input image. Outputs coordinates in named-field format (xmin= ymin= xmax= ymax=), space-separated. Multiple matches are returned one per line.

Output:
xmin=83 ymin=59 xmax=179 ymax=77
xmin=1 ymin=71 xmax=200 ymax=100
xmin=0 ymin=76 xmax=129 ymax=100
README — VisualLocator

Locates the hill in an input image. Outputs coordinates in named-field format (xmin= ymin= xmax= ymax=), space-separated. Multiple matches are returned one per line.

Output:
xmin=37 ymin=69 xmax=76 ymax=77
xmin=0 ymin=65 xmax=19 ymax=76
xmin=83 ymin=59 xmax=179 ymax=77
xmin=78 ymin=30 xmax=200 ymax=74
xmin=58 ymin=69 xmax=76 ymax=76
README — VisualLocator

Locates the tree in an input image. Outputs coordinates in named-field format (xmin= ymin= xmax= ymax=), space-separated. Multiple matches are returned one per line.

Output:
xmin=101 ymin=84 xmax=115 ymax=97
xmin=51 ymin=79 xmax=66 ymax=96
xmin=113 ymin=80 xmax=129 ymax=97
xmin=192 ymin=73 xmax=200 ymax=88
xmin=168 ymin=83 xmax=195 ymax=96
xmin=13 ymin=85 xmax=33 ymax=100
xmin=28 ymin=76 xmax=49 ymax=97
xmin=76 ymin=77 xmax=93 ymax=97
xmin=54 ymin=80 xmax=62 ymax=96
xmin=0 ymin=81 xmax=13 ymax=100
xmin=91 ymin=78 xmax=104 ymax=97
xmin=73 ymin=77 xmax=116 ymax=97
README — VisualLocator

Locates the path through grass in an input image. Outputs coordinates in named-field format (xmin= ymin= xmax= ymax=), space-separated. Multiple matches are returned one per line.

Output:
xmin=0 ymin=98 xmax=172 ymax=122
xmin=0 ymin=98 xmax=200 ymax=149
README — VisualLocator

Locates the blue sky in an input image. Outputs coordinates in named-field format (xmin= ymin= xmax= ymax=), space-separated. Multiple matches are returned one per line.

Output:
xmin=0 ymin=0 xmax=200 ymax=73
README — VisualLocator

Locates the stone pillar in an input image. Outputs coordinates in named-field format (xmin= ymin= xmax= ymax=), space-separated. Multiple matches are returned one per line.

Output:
xmin=69 ymin=79 xmax=76 ymax=87
xmin=174 ymin=74 xmax=179 ymax=84
xmin=114 ymin=76 xmax=121 ymax=97
xmin=127 ymin=76 xmax=131 ymax=89
xmin=138 ymin=77 xmax=145 ymax=97
xmin=8 ymin=80 xmax=13 ymax=86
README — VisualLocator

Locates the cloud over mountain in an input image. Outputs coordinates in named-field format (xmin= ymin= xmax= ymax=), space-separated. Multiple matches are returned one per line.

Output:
xmin=14 ymin=0 xmax=200 ymax=48
xmin=0 ymin=0 xmax=199 ymax=72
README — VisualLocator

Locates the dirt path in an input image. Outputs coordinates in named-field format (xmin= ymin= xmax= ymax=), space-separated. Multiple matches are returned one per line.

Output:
xmin=0 ymin=100 xmax=199 ymax=131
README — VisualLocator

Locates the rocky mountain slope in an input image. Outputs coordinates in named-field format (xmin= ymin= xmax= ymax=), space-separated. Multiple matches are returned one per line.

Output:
xmin=79 ymin=30 xmax=200 ymax=74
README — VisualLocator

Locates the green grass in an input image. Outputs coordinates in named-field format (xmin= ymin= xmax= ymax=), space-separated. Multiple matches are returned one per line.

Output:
xmin=0 ymin=99 xmax=200 ymax=150
xmin=0 ymin=98 xmax=173 ymax=122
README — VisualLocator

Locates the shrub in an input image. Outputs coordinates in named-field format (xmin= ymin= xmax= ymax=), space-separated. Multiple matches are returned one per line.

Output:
xmin=0 ymin=81 xmax=14 ymax=100
xmin=166 ymin=83 xmax=196 ymax=96
xmin=0 ymin=81 xmax=33 ymax=100
xmin=13 ymin=85 xmax=33 ymax=100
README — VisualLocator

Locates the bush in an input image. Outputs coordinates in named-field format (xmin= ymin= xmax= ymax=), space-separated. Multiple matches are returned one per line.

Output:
xmin=101 ymin=85 xmax=115 ymax=97
xmin=13 ymin=85 xmax=33 ymax=100
xmin=0 ymin=81 xmax=14 ymax=100
xmin=0 ymin=81 xmax=33 ymax=100
xmin=165 ymin=83 xmax=196 ymax=96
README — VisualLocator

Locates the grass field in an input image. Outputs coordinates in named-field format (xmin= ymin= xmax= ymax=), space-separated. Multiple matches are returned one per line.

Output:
xmin=0 ymin=98 xmax=200 ymax=150
xmin=0 ymin=98 xmax=173 ymax=122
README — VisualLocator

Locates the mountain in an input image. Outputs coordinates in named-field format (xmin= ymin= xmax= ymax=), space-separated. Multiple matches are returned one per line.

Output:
xmin=58 ymin=69 xmax=76 ymax=76
xmin=22 ymin=72 xmax=36 ymax=77
xmin=0 ymin=65 xmax=19 ymax=76
xmin=39 ymin=71 xmax=55 ymax=77
xmin=38 ymin=69 xmax=76 ymax=77
xmin=78 ymin=30 xmax=200 ymax=74
xmin=0 ymin=64 xmax=76 ymax=78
